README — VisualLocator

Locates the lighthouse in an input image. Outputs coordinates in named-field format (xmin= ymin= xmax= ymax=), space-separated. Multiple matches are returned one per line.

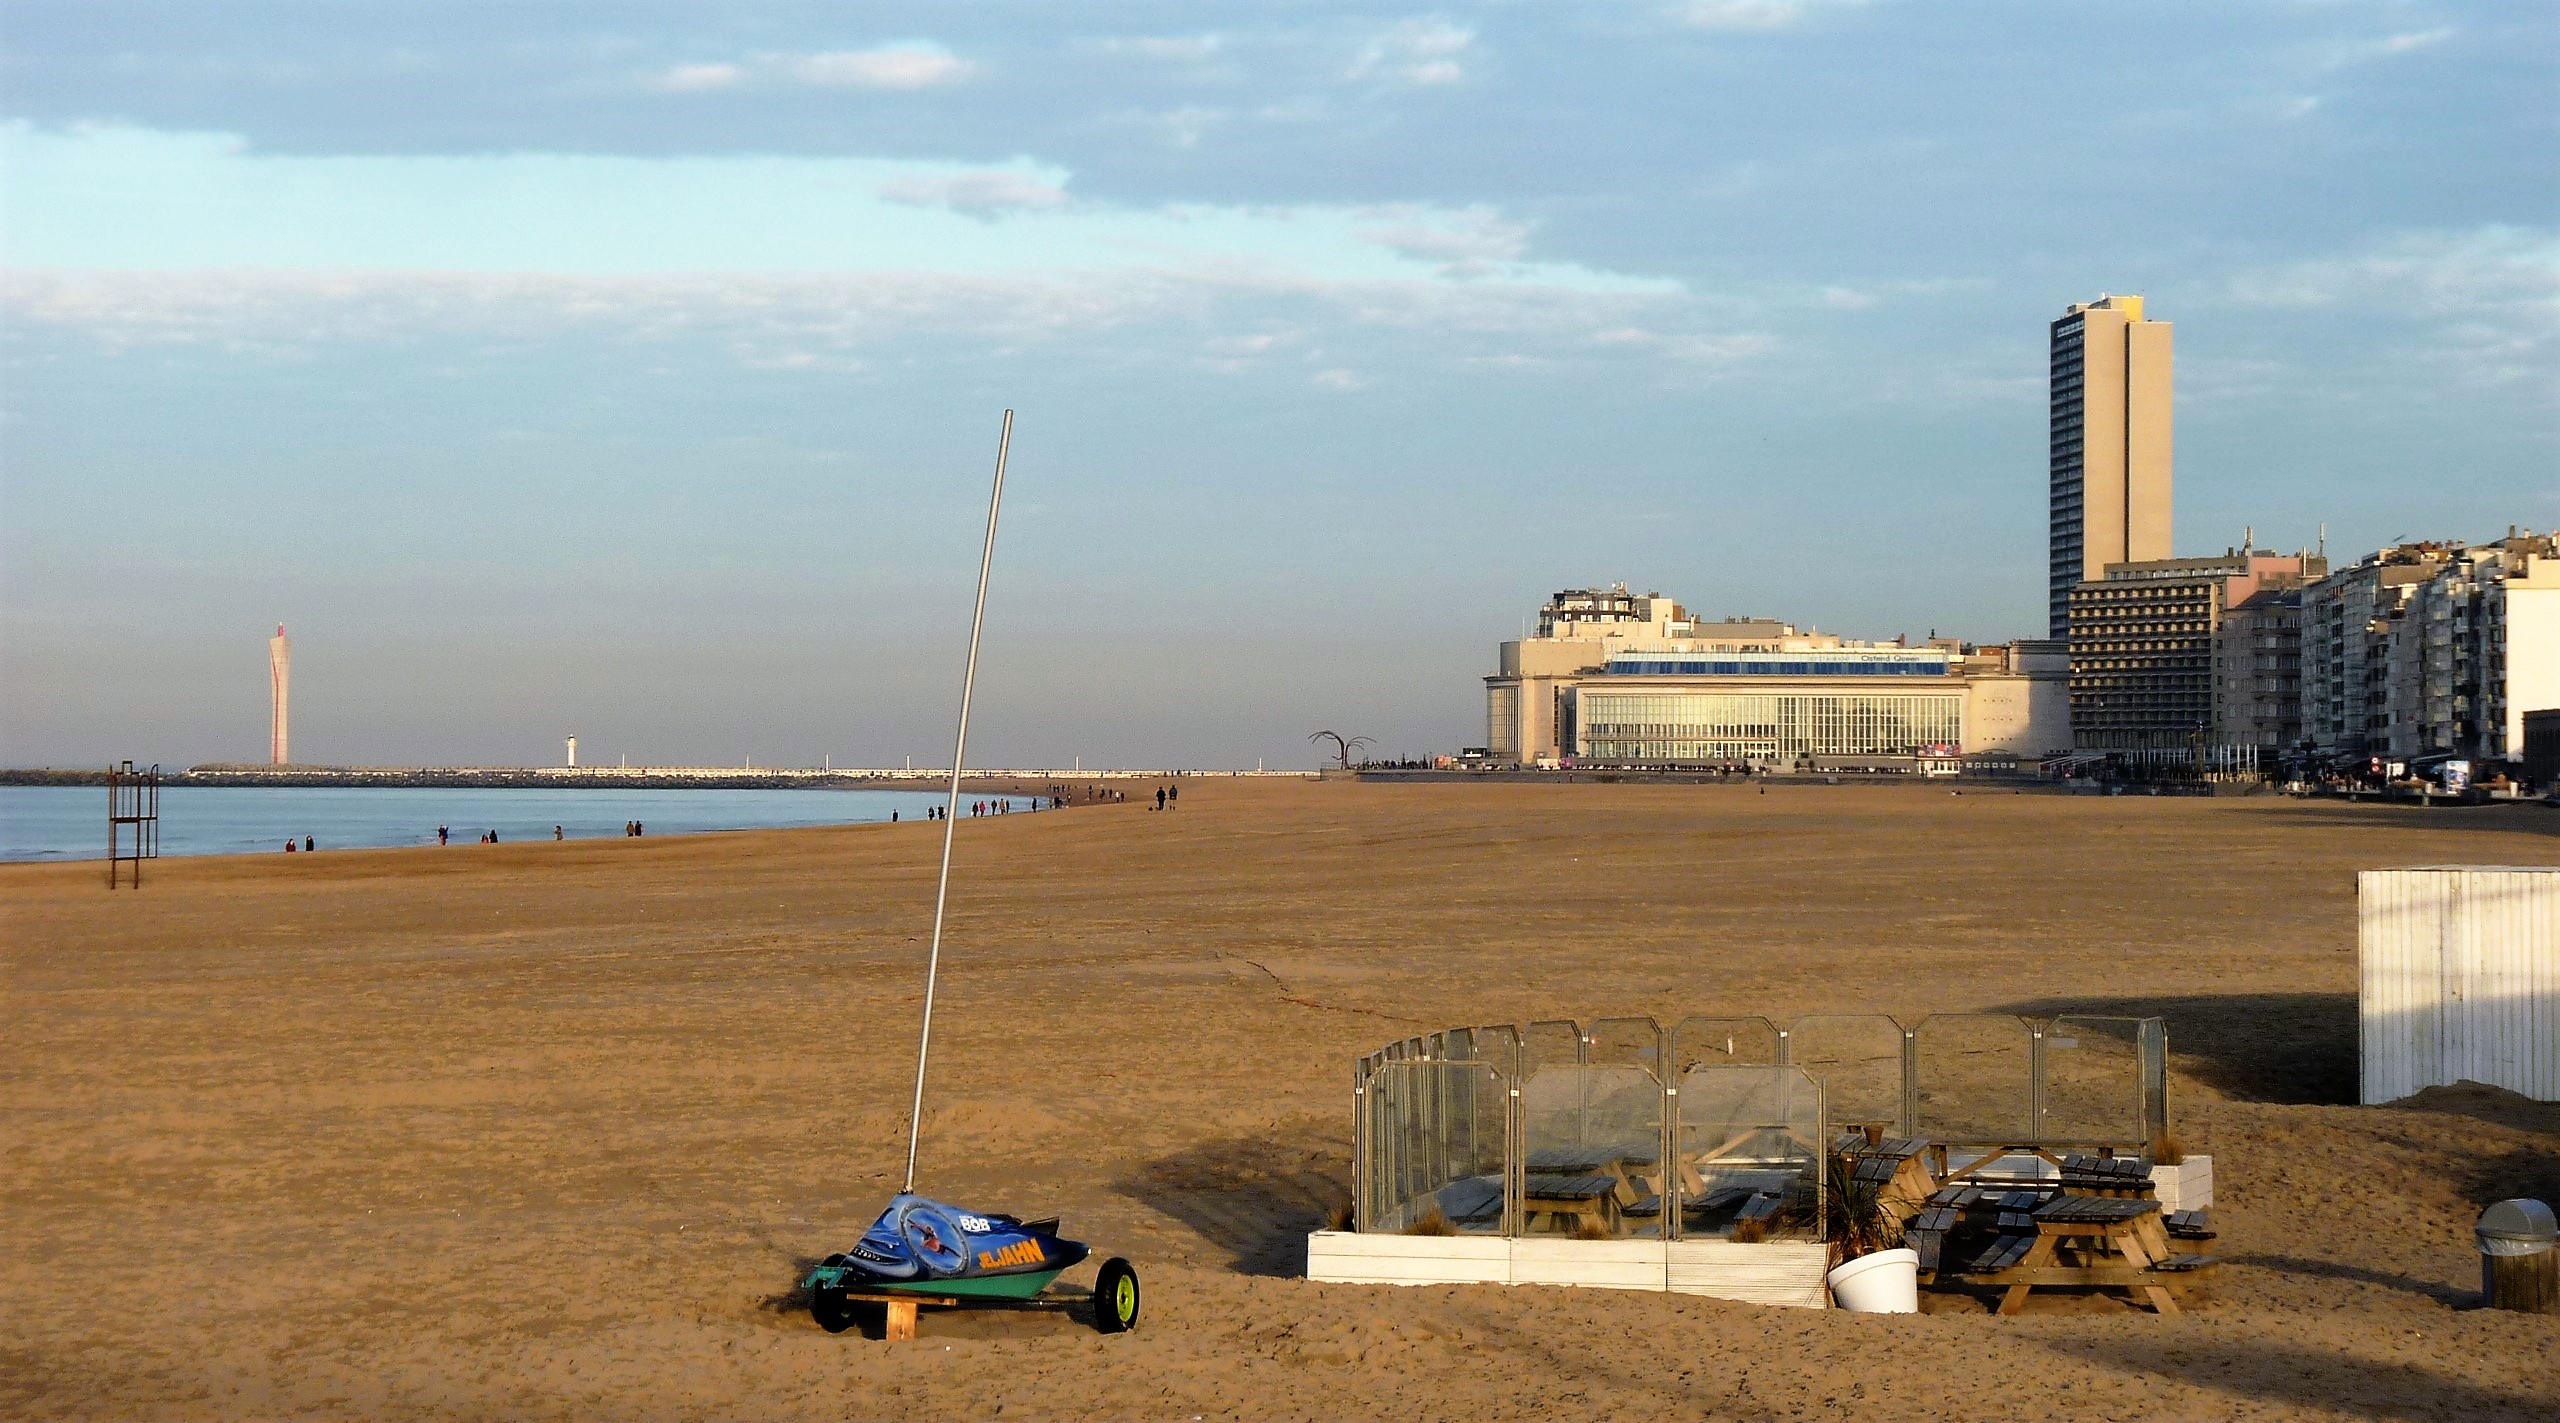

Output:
xmin=269 ymin=625 xmax=291 ymax=765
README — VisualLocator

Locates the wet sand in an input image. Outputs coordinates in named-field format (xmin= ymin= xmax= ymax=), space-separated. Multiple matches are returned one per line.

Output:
xmin=5 ymin=780 xmax=2555 ymax=1421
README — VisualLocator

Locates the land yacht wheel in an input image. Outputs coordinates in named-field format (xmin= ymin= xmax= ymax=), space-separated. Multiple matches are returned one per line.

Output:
xmin=811 ymin=1284 xmax=859 ymax=1334
xmin=1092 ymin=1257 xmax=1140 ymax=1334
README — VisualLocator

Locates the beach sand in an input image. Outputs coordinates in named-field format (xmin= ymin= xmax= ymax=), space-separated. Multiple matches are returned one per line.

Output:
xmin=5 ymin=780 xmax=2555 ymax=1421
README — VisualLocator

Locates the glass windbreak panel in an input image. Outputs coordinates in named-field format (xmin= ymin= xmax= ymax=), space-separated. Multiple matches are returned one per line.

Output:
xmin=1786 ymin=1016 xmax=1906 ymax=1135
xmin=1675 ymin=1066 xmax=1824 ymax=1242
xmin=1671 ymin=1016 xmax=1781 ymax=1072
xmin=1358 ymin=1061 xmax=1510 ymax=1234
xmin=2140 ymin=1018 xmax=2168 ymax=1147
xmin=1585 ymin=1017 xmax=1665 ymax=1074
xmin=1911 ymin=1014 xmax=2033 ymax=1145
xmin=2040 ymin=1016 xmax=2147 ymax=1147
xmin=1518 ymin=1064 xmax=1665 ymax=1238
xmin=1522 ymin=1019 xmax=1582 ymax=1077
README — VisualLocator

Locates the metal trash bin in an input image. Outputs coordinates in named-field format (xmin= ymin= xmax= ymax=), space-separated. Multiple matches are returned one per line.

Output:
xmin=2475 ymin=1199 xmax=2557 ymax=1314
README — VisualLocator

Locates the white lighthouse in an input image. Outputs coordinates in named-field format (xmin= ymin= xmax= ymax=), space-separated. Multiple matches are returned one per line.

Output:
xmin=268 ymin=624 xmax=291 ymax=765
xmin=565 ymin=736 xmax=578 ymax=768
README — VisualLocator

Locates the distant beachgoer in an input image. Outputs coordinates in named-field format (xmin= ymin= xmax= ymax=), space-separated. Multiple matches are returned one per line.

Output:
xmin=304 ymin=836 xmax=314 ymax=852
xmin=634 ymin=822 xmax=642 ymax=837
xmin=1155 ymin=787 xmax=1166 ymax=812
xmin=1169 ymin=784 xmax=1179 ymax=808
xmin=285 ymin=840 xmax=295 ymax=853
xmin=554 ymin=824 xmax=564 ymax=840
xmin=491 ymin=830 xmax=500 ymax=843
xmin=438 ymin=825 xmax=449 ymax=845
xmin=891 ymin=809 xmax=899 ymax=823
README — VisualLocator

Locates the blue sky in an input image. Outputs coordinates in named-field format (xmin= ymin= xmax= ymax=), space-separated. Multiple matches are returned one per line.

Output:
xmin=3 ymin=1 xmax=2554 ymax=769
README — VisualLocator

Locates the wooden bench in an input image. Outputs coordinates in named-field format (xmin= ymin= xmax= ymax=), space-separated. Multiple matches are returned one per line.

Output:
xmin=1434 ymin=1175 xmax=1505 ymax=1227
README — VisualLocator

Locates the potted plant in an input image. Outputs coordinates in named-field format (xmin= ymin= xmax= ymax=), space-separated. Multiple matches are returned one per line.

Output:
xmin=1809 ymin=1150 xmax=1920 ymax=1313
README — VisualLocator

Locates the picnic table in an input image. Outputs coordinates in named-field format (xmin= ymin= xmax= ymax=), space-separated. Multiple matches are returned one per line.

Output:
xmin=1968 ymin=1195 xmax=2213 ymax=1315
xmin=1521 ymin=1173 xmax=1624 ymax=1233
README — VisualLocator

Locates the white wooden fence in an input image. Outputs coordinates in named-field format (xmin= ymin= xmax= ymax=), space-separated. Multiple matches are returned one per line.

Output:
xmin=2359 ymin=866 xmax=2560 ymax=1105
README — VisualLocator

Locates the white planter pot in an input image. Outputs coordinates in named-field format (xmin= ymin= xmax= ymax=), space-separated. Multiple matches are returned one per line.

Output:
xmin=1825 ymin=1247 xmax=1920 ymax=1313
xmin=2149 ymin=1156 xmax=2213 ymax=1212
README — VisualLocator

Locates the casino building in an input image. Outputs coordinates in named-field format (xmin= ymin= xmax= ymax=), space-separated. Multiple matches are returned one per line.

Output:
xmin=1482 ymin=586 xmax=2068 ymax=768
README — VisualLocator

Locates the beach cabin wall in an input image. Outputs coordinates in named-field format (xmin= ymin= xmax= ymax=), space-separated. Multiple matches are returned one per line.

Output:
xmin=2359 ymin=867 xmax=2560 ymax=1106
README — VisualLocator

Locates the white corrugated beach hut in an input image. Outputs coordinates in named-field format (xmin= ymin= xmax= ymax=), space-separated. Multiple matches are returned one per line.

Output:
xmin=2359 ymin=866 xmax=2560 ymax=1106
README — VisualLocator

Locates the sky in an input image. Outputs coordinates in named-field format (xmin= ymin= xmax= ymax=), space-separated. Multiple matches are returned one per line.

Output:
xmin=2 ymin=1 xmax=2554 ymax=770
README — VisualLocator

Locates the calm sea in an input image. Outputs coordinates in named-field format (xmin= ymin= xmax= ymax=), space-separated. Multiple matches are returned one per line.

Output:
xmin=0 ymin=784 xmax=952 ymax=862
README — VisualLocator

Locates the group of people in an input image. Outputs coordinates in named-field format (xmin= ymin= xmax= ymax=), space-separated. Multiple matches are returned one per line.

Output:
xmin=427 ymin=824 xmax=520 ymax=845
xmin=622 ymin=821 xmax=646 ymax=837
xmin=282 ymin=835 xmax=314 ymax=852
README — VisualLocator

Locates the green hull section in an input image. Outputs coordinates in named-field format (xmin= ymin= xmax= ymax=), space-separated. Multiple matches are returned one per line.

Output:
xmin=873 ymin=1267 xmax=1064 ymax=1300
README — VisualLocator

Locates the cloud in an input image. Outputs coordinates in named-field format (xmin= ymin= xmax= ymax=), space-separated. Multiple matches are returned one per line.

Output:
xmin=1348 ymin=19 xmax=1475 ymax=87
xmin=783 ymin=44 xmax=974 ymax=90
xmin=2220 ymin=226 xmax=2560 ymax=388
xmin=0 ymin=266 xmax=1767 ymax=390
xmin=647 ymin=43 xmax=974 ymax=94
xmin=1356 ymin=205 xmax=1530 ymax=277
xmin=1130 ymin=105 xmax=1227 ymax=149
xmin=1670 ymin=0 xmax=1862 ymax=33
xmin=650 ymin=62 xmax=746 ymax=94
xmin=877 ymin=170 xmax=1071 ymax=218
xmin=2311 ymin=26 xmax=2456 ymax=74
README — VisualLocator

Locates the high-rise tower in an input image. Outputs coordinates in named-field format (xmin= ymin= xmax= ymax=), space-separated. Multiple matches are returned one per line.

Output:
xmin=269 ymin=624 xmax=291 ymax=765
xmin=2049 ymin=294 xmax=2173 ymax=637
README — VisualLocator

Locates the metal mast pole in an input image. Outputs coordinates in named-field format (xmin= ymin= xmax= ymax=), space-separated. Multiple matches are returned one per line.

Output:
xmin=904 ymin=409 xmax=1012 ymax=1193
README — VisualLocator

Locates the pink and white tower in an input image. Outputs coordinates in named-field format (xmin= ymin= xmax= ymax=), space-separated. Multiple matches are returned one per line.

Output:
xmin=268 ymin=624 xmax=292 ymax=765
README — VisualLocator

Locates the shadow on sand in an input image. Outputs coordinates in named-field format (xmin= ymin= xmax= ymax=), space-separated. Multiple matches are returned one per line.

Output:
xmin=2048 ymin=1334 xmax=2553 ymax=1422
xmin=1116 ymin=1133 xmax=1351 ymax=1276
xmin=2255 ymin=799 xmax=2559 ymax=836
xmin=1992 ymin=991 xmax=2358 ymax=1104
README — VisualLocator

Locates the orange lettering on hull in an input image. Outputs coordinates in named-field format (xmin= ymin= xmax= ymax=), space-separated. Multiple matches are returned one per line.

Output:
xmin=976 ymin=1239 xmax=1047 ymax=1271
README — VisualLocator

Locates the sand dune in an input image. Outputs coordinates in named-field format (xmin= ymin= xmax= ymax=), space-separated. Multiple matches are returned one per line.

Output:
xmin=5 ymin=781 xmax=2554 ymax=1421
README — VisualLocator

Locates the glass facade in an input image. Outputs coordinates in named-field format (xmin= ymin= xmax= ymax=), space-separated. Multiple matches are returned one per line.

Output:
xmin=1606 ymin=654 xmax=1953 ymax=678
xmin=1577 ymin=689 xmax=1965 ymax=762
xmin=1485 ymin=685 xmax=1522 ymax=759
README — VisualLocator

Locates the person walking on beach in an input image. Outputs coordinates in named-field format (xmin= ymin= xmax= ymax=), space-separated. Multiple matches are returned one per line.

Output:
xmin=554 ymin=825 xmax=563 ymax=841
xmin=1168 ymin=784 xmax=1178 ymax=809
xmin=304 ymin=835 xmax=314 ymax=852
xmin=285 ymin=840 xmax=295 ymax=853
xmin=437 ymin=824 xmax=449 ymax=846
xmin=1154 ymin=787 xmax=1166 ymax=812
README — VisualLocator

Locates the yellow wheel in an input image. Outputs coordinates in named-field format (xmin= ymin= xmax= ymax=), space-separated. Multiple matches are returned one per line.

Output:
xmin=1093 ymin=1257 xmax=1140 ymax=1334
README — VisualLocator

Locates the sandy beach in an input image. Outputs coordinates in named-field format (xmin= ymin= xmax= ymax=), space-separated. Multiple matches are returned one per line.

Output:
xmin=5 ymin=779 xmax=2555 ymax=1421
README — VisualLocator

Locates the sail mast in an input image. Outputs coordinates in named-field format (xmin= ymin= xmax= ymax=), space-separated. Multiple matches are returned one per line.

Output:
xmin=903 ymin=409 xmax=1012 ymax=1193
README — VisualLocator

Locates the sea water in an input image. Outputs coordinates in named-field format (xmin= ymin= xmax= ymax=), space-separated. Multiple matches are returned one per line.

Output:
xmin=0 ymin=784 xmax=952 ymax=862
